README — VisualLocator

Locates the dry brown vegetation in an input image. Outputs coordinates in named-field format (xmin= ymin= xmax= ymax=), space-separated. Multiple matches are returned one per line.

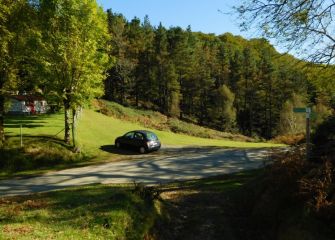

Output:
xmin=229 ymin=147 xmax=335 ymax=240
xmin=272 ymin=133 xmax=305 ymax=145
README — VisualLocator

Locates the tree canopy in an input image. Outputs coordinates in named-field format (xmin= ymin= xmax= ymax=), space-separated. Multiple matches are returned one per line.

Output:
xmin=236 ymin=0 xmax=335 ymax=64
xmin=37 ymin=0 xmax=109 ymax=144
xmin=104 ymin=10 xmax=334 ymax=139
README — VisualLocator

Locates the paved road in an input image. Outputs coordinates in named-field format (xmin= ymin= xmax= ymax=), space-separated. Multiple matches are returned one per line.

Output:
xmin=0 ymin=146 xmax=273 ymax=197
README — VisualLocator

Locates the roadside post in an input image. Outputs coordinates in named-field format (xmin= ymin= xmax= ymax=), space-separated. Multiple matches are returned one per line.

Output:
xmin=20 ymin=124 xmax=23 ymax=147
xmin=293 ymin=107 xmax=311 ymax=160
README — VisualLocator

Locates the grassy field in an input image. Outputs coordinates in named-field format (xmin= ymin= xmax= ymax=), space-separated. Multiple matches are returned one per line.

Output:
xmin=0 ymin=184 xmax=158 ymax=240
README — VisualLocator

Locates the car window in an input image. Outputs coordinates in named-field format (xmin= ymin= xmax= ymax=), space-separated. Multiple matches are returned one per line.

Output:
xmin=134 ymin=132 xmax=144 ymax=140
xmin=146 ymin=132 xmax=158 ymax=141
xmin=124 ymin=132 xmax=134 ymax=139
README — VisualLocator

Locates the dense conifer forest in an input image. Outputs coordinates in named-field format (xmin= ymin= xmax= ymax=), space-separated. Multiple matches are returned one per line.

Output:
xmin=104 ymin=10 xmax=334 ymax=139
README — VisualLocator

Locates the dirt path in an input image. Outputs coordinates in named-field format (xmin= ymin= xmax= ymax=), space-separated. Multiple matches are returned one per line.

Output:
xmin=0 ymin=146 xmax=272 ymax=197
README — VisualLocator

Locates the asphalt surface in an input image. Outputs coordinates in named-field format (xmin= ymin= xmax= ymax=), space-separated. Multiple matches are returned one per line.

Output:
xmin=0 ymin=146 xmax=273 ymax=197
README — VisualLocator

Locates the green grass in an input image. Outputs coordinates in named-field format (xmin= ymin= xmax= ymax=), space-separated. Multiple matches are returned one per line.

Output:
xmin=0 ymin=184 xmax=157 ymax=240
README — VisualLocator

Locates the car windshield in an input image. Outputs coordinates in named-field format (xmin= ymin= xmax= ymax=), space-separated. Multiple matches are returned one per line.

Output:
xmin=146 ymin=132 xmax=158 ymax=141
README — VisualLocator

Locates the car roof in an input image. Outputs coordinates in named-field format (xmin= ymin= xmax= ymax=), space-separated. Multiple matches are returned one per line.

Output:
xmin=133 ymin=130 xmax=156 ymax=135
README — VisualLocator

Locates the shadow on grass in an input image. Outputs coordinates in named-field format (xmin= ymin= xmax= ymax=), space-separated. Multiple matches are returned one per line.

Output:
xmin=5 ymin=124 xmax=47 ymax=128
xmin=152 ymin=170 xmax=262 ymax=240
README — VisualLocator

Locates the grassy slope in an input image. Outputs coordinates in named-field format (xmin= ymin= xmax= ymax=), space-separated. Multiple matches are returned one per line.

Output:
xmin=77 ymin=109 xmax=283 ymax=156
xmin=5 ymin=109 xmax=283 ymax=158
xmin=96 ymin=99 xmax=254 ymax=142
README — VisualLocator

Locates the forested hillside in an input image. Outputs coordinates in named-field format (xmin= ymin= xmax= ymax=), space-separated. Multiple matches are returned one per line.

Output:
xmin=104 ymin=10 xmax=334 ymax=139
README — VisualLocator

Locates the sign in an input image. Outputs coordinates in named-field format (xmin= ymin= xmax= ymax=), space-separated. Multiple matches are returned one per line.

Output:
xmin=293 ymin=107 xmax=312 ymax=160
xmin=293 ymin=107 xmax=307 ymax=113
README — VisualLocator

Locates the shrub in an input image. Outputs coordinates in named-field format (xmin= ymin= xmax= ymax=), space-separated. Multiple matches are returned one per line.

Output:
xmin=272 ymin=133 xmax=305 ymax=145
xmin=312 ymin=115 xmax=335 ymax=161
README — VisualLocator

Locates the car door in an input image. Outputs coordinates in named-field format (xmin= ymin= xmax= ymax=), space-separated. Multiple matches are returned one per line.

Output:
xmin=133 ymin=132 xmax=145 ymax=148
xmin=121 ymin=131 xmax=134 ymax=147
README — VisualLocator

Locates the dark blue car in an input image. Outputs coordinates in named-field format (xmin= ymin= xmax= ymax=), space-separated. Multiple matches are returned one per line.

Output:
xmin=115 ymin=130 xmax=161 ymax=153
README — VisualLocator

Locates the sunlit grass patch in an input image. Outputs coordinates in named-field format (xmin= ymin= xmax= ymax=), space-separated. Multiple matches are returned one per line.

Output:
xmin=0 ymin=184 xmax=157 ymax=240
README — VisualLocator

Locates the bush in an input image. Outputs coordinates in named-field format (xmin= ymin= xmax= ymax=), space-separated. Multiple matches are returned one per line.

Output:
xmin=232 ymin=147 xmax=335 ymax=240
xmin=272 ymin=133 xmax=305 ymax=145
xmin=312 ymin=115 xmax=335 ymax=161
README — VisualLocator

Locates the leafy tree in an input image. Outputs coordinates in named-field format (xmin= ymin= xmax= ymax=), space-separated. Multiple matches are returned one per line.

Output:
xmin=236 ymin=0 xmax=335 ymax=64
xmin=211 ymin=84 xmax=236 ymax=131
xmin=38 ymin=0 xmax=109 ymax=144
xmin=278 ymin=94 xmax=307 ymax=135
xmin=0 ymin=0 xmax=37 ymax=145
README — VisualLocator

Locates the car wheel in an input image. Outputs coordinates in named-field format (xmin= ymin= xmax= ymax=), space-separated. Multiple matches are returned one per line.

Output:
xmin=139 ymin=146 xmax=146 ymax=154
xmin=115 ymin=141 xmax=121 ymax=148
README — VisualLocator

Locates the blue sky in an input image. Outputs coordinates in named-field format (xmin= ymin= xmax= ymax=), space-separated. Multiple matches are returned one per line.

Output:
xmin=97 ymin=0 xmax=245 ymax=36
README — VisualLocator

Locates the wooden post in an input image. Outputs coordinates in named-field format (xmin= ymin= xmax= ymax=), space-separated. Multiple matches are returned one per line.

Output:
xmin=306 ymin=108 xmax=311 ymax=160
xmin=20 ymin=124 xmax=23 ymax=147
xmin=72 ymin=109 xmax=76 ymax=148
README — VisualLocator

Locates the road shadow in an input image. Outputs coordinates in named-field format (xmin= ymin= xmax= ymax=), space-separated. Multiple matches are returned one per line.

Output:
xmin=100 ymin=145 xmax=141 ymax=155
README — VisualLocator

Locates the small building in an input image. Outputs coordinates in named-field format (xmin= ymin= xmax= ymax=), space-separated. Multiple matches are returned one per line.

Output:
xmin=7 ymin=95 xmax=49 ymax=115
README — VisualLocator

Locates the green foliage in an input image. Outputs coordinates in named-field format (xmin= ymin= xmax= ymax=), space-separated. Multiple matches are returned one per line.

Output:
xmin=37 ymin=0 xmax=109 ymax=143
xmin=0 ymin=0 xmax=39 ymax=144
xmin=210 ymin=84 xmax=236 ymax=131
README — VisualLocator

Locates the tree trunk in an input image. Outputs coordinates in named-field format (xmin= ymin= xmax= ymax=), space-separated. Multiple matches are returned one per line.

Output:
xmin=72 ymin=108 xmax=76 ymax=147
xmin=64 ymin=99 xmax=71 ymax=144
xmin=0 ymin=76 xmax=5 ymax=146
xmin=0 ymin=93 xmax=5 ymax=146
